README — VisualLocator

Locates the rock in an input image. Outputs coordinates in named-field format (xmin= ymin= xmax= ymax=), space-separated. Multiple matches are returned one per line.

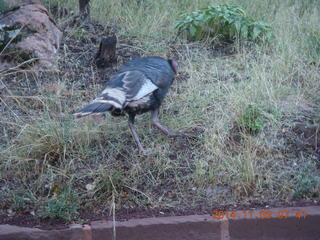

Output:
xmin=0 ymin=3 xmax=63 ymax=71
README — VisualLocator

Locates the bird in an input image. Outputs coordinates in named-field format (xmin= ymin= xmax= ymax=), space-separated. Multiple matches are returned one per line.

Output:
xmin=73 ymin=56 xmax=180 ymax=154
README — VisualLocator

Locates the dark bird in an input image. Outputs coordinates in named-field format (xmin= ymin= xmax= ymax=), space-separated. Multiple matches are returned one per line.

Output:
xmin=73 ymin=56 xmax=180 ymax=154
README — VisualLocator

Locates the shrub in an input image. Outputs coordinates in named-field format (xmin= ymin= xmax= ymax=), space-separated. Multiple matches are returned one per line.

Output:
xmin=175 ymin=5 xmax=272 ymax=43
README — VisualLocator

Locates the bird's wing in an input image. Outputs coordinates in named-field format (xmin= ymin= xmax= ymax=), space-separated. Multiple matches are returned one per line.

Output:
xmin=142 ymin=59 xmax=174 ymax=88
xmin=120 ymin=70 xmax=159 ymax=101
xmin=97 ymin=87 xmax=126 ymax=108
xmin=115 ymin=57 xmax=174 ymax=89
xmin=95 ymin=70 xmax=158 ymax=109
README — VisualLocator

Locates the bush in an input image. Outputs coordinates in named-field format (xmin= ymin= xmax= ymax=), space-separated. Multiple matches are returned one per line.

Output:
xmin=175 ymin=5 xmax=272 ymax=43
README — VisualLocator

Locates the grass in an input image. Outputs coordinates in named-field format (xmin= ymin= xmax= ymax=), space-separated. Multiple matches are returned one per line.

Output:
xmin=0 ymin=0 xmax=319 ymax=222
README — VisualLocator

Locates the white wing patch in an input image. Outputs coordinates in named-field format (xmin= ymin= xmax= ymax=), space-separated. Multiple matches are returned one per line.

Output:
xmin=130 ymin=79 xmax=158 ymax=100
xmin=120 ymin=70 xmax=158 ymax=101
xmin=101 ymin=88 xmax=126 ymax=105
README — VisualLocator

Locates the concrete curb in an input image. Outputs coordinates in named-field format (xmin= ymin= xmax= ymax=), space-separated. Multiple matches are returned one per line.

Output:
xmin=0 ymin=206 xmax=319 ymax=240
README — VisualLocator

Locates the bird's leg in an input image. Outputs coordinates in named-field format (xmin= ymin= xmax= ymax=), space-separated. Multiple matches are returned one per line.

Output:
xmin=128 ymin=114 xmax=147 ymax=155
xmin=151 ymin=108 xmax=182 ymax=137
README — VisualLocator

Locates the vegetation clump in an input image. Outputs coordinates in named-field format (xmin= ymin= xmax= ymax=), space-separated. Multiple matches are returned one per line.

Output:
xmin=175 ymin=5 xmax=272 ymax=43
xmin=237 ymin=105 xmax=265 ymax=134
xmin=41 ymin=188 xmax=80 ymax=221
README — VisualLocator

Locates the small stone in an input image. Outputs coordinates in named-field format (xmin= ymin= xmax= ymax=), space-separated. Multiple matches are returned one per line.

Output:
xmin=86 ymin=183 xmax=96 ymax=191
xmin=7 ymin=209 xmax=14 ymax=216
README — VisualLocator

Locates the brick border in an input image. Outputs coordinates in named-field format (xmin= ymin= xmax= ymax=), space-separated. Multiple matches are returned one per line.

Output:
xmin=0 ymin=206 xmax=319 ymax=240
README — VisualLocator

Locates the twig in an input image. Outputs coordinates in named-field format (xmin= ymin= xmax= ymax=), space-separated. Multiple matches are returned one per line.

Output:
xmin=112 ymin=193 xmax=116 ymax=240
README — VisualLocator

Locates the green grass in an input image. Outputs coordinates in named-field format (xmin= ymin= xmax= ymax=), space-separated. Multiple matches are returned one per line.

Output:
xmin=237 ymin=104 xmax=265 ymax=134
xmin=0 ymin=0 xmax=319 ymax=222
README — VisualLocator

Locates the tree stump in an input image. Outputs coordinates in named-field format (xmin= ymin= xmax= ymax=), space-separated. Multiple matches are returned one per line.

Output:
xmin=79 ymin=0 xmax=90 ymax=20
xmin=94 ymin=36 xmax=117 ymax=69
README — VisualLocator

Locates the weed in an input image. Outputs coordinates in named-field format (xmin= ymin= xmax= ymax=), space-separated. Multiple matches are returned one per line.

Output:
xmin=175 ymin=5 xmax=272 ymax=43
xmin=10 ymin=190 xmax=38 ymax=213
xmin=237 ymin=105 xmax=265 ymax=134
xmin=294 ymin=161 xmax=320 ymax=198
xmin=41 ymin=187 xmax=80 ymax=221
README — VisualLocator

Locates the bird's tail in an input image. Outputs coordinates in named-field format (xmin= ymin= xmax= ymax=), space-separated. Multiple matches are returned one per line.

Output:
xmin=73 ymin=101 xmax=113 ymax=118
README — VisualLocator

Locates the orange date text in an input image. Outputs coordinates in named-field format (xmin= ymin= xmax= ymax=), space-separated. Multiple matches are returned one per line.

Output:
xmin=209 ymin=209 xmax=307 ymax=220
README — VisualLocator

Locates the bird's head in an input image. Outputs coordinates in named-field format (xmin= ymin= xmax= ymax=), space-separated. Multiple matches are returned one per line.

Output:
xmin=168 ymin=59 xmax=178 ymax=74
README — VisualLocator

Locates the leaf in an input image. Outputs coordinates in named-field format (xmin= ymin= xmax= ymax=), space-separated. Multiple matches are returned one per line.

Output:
xmin=174 ymin=21 xmax=184 ymax=30
xmin=252 ymin=25 xmax=262 ymax=41
xmin=194 ymin=25 xmax=203 ymax=39
xmin=189 ymin=24 xmax=197 ymax=37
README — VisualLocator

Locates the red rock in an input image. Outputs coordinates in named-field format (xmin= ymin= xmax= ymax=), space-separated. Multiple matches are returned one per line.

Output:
xmin=0 ymin=3 xmax=63 ymax=71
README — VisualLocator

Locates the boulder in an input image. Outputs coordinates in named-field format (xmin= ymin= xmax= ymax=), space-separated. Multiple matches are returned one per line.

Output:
xmin=0 ymin=2 xmax=63 ymax=71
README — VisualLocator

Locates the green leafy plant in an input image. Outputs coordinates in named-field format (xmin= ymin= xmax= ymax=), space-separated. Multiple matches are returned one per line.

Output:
xmin=294 ymin=162 xmax=320 ymax=198
xmin=175 ymin=5 xmax=272 ymax=42
xmin=10 ymin=190 xmax=38 ymax=213
xmin=41 ymin=188 xmax=80 ymax=221
xmin=237 ymin=105 xmax=265 ymax=134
